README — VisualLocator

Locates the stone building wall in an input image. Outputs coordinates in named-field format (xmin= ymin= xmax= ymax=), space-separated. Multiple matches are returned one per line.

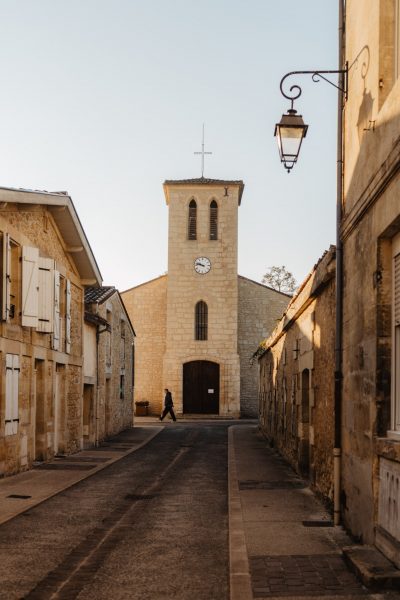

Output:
xmin=121 ymin=275 xmax=167 ymax=414
xmin=0 ymin=199 xmax=88 ymax=476
xmin=340 ymin=0 xmax=400 ymax=557
xmin=238 ymin=276 xmax=290 ymax=417
xmin=258 ymin=248 xmax=336 ymax=503
xmin=96 ymin=292 xmax=135 ymax=438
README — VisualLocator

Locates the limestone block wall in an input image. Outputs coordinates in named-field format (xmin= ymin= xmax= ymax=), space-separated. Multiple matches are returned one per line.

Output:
xmin=340 ymin=0 xmax=400 ymax=548
xmin=95 ymin=292 xmax=135 ymax=439
xmin=238 ymin=276 xmax=290 ymax=417
xmin=121 ymin=276 xmax=167 ymax=414
xmin=0 ymin=204 xmax=85 ymax=476
xmin=258 ymin=249 xmax=336 ymax=503
xmin=164 ymin=183 xmax=240 ymax=416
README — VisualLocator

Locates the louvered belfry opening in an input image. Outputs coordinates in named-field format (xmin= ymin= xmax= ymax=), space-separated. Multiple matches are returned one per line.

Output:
xmin=210 ymin=200 xmax=218 ymax=240
xmin=195 ymin=300 xmax=208 ymax=340
xmin=188 ymin=199 xmax=197 ymax=240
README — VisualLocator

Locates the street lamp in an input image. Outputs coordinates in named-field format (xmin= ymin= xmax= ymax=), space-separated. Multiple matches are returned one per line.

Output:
xmin=274 ymin=68 xmax=348 ymax=172
xmin=274 ymin=107 xmax=308 ymax=173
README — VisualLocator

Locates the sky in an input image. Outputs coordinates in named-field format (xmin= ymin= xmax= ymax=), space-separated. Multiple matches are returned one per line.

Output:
xmin=0 ymin=1 xmax=339 ymax=290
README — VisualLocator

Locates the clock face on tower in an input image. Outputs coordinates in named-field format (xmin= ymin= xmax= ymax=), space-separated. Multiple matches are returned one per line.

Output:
xmin=194 ymin=257 xmax=211 ymax=274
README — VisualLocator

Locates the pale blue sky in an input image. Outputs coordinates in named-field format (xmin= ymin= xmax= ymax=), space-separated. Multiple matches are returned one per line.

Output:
xmin=0 ymin=1 xmax=338 ymax=289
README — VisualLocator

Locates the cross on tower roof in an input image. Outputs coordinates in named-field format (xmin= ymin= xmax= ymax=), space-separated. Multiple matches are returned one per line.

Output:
xmin=194 ymin=124 xmax=212 ymax=178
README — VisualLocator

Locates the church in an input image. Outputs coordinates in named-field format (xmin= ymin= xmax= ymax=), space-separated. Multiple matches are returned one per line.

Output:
xmin=122 ymin=177 xmax=290 ymax=417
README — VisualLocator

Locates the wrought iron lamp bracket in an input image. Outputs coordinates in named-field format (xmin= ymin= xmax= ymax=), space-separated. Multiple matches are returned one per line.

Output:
xmin=280 ymin=63 xmax=348 ymax=108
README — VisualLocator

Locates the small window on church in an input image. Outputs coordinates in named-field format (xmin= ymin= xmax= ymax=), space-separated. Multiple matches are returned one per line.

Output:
xmin=195 ymin=300 xmax=208 ymax=340
xmin=188 ymin=199 xmax=197 ymax=240
xmin=210 ymin=200 xmax=218 ymax=240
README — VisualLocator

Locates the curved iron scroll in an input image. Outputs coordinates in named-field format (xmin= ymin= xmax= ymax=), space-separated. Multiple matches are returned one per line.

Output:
xmin=280 ymin=65 xmax=348 ymax=107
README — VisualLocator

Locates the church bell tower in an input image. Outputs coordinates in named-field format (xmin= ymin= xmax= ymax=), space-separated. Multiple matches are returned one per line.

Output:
xmin=162 ymin=177 xmax=244 ymax=416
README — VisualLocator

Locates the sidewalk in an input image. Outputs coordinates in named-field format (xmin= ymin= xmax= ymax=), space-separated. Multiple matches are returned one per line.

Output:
xmin=0 ymin=425 xmax=162 ymax=526
xmin=228 ymin=424 xmax=399 ymax=600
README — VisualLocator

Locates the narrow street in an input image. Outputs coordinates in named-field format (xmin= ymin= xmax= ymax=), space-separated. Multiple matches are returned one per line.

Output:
xmin=0 ymin=424 xmax=228 ymax=600
xmin=1 ymin=422 xmax=400 ymax=600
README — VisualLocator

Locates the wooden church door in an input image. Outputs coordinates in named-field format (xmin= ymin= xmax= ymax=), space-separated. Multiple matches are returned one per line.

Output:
xmin=183 ymin=361 xmax=219 ymax=414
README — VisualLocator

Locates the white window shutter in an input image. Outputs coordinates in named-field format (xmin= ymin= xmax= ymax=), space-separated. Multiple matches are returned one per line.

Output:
xmin=5 ymin=354 xmax=19 ymax=436
xmin=38 ymin=257 xmax=54 ymax=333
xmin=22 ymin=246 xmax=39 ymax=327
xmin=2 ymin=233 xmax=10 ymax=321
xmin=66 ymin=279 xmax=71 ymax=354
xmin=52 ymin=271 xmax=61 ymax=350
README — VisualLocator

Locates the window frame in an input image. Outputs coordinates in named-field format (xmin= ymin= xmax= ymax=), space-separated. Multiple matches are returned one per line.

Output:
xmin=195 ymin=300 xmax=208 ymax=341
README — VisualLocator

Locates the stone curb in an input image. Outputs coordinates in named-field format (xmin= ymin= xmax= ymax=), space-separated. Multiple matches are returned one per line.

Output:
xmin=0 ymin=426 xmax=163 ymax=527
xmin=228 ymin=425 xmax=253 ymax=600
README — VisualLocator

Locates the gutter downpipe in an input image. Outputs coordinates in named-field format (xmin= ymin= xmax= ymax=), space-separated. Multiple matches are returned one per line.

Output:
xmin=334 ymin=0 xmax=345 ymax=526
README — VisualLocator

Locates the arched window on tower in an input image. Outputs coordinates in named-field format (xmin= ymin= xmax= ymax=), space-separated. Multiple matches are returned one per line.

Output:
xmin=210 ymin=200 xmax=218 ymax=240
xmin=195 ymin=301 xmax=208 ymax=340
xmin=188 ymin=199 xmax=197 ymax=240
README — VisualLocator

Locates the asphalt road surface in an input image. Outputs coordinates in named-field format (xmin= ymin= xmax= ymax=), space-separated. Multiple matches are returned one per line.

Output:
xmin=0 ymin=423 xmax=229 ymax=600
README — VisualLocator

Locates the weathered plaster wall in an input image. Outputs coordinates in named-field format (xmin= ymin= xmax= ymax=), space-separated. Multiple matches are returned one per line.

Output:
xmin=238 ymin=276 xmax=290 ymax=417
xmin=259 ymin=249 xmax=336 ymax=503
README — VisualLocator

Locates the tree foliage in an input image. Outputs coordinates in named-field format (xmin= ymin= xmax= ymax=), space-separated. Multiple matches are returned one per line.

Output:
xmin=262 ymin=265 xmax=296 ymax=294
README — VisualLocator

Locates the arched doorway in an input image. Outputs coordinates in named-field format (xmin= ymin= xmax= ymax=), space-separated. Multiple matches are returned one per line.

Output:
xmin=299 ymin=368 xmax=310 ymax=476
xmin=183 ymin=361 xmax=219 ymax=414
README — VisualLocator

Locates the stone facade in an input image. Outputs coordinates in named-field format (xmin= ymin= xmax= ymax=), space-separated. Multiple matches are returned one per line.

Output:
xmin=122 ymin=178 xmax=289 ymax=417
xmin=84 ymin=288 xmax=135 ymax=447
xmin=238 ymin=276 xmax=290 ymax=417
xmin=340 ymin=0 xmax=400 ymax=562
xmin=258 ymin=247 xmax=336 ymax=503
xmin=0 ymin=187 xmax=102 ymax=476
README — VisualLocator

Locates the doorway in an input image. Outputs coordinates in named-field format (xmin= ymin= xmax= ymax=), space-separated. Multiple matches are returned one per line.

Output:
xmin=34 ymin=359 xmax=45 ymax=461
xmin=183 ymin=361 xmax=219 ymax=414
xmin=83 ymin=384 xmax=94 ymax=448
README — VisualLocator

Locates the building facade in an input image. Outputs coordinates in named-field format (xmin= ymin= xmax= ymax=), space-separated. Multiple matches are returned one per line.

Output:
xmin=258 ymin=247 xmax=336 ymax=502
xmin=340 ymin=0 xmax=400 ymax=564
xmin=122 ymin=178 xmax=289 ymax=417
xmin=0 ymin=187 xmax=102 ymax=476
xmin=83 ymin=287 xmax=135 ymax=447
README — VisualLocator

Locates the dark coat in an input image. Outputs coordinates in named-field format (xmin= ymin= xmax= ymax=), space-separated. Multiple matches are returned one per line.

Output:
xmin=165 ymin=391 xmax=173 ymax=408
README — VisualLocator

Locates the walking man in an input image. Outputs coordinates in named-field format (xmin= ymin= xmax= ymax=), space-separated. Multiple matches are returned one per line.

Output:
xmin=160 ymin=388 xmax=177 ymax=422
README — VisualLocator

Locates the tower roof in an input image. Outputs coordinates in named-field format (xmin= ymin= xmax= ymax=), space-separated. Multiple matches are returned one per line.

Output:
xmin=163 ymin=177 xmax=244 ymax=205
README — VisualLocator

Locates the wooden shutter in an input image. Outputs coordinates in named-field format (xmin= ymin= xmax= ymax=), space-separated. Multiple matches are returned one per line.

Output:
xmin=2 ymin=233 xmax=10 ymax=321
xmin=394 ymin=236 xmax=400 ymax=430
xmin=5 ymin=354 xmax=19 ymax=436
xmin=195 ymin=300 xmax=208 ymax=340
xmin=21 ymin=246 xmax=39 ymax=327
xmin=210 ymin=200 xmax=218 ymax=240
xmin=38 ymin=257 xmax=54 ymax=333
xmin=188 ymin=200 xmax=197 ymax=240
xmin=52 ymin=270 xmax=61 ymax=350
xmin=66 ymin=279 xmax=71 ymax=354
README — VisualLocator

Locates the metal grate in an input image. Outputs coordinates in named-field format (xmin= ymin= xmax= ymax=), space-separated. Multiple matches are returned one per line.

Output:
xmin=239 ymin=480 xmax=306 ymax=490
xmin=302 ymin=520 xmax=334 ymax=527
xmin=7 ymin=494 xmax=32 ymax=499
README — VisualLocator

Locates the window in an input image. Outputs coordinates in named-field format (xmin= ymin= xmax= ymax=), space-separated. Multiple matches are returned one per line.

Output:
xmin=188 ymin=199 xmax=197 ymax=240
xmin=210 ymin=200 xmax=218 ymax=240
xmin=120 ymin=374 xmax=125 ymax=400
xmin=195 ymin=300 xmax=208 ymax=340
xmin=392 ymin=232 xmax=400 ymax=432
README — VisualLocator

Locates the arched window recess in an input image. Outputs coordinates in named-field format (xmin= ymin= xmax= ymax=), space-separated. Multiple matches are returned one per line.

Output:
xmin=210 ymin=199 xmax=218 ymax=240
xmin=188 ymin=199 xmax=197 ymax=240
xmin=195 ymin=300 xmax=208 ymax=340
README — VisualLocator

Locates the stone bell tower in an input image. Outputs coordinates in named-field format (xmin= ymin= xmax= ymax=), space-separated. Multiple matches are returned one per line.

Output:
xmin=162 ymin=177 xmax=244 ymax=416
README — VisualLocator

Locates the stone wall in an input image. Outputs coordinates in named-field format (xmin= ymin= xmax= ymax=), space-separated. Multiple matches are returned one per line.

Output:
xmin=340 ymin=0 xmax=400 ymax=549
xmin=259 ymin=248 xmax=336 ymax=503
xmin=238 ymin=276 xmax=290 ymax=417
xmin=121 ymin=275 xmax=167 ymax=414
xmin=0 ymin=203 xmax=85 ymax=476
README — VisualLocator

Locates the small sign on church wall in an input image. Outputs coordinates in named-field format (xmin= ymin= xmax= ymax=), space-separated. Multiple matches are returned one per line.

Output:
xmin=208 ymin=389 xmax=214 ymax=394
